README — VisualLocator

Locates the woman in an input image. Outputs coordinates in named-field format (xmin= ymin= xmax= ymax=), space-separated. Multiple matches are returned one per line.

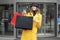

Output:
xmin=21 ymin=3 xmax=42 ymax=40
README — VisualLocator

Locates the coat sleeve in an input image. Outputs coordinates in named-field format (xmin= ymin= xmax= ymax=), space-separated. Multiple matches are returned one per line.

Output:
xmin=37 ymin=14 xmax=42 ymax=29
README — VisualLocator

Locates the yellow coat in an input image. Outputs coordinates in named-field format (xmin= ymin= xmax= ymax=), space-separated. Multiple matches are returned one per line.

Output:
xmin=21 ymin=12 xmax=42 ymax=40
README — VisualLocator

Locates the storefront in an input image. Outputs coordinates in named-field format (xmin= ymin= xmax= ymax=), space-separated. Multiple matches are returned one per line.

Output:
xmin=0 ymin=0 xmax=60 ymax=39
xmin=0 ymin=4 xmax=14 ymax=37
xmin=15 ymin=2 xmax=57 ymax=37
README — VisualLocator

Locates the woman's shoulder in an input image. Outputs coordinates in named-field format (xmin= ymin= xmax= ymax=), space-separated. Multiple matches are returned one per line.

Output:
xmin=37 ymin=13 xmax=42 ymax=16
xmin=27 ymin=12 xmax=33 ymax=15
xmin=36 ymin=13 xmax=42 ymax=19
xmin=27 ymin=12 xmax=32 ymax=14
xmin=26 ymin=12 xmax=33 ymax=16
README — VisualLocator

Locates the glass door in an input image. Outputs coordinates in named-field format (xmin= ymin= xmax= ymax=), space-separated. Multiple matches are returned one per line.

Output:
xmin=38 ymin=3 xmax=57 ymax=37
xmin=57 ymin=4 xmax=60 ymax=37
xmin=0 ymin=4 xmax=14 ymax=37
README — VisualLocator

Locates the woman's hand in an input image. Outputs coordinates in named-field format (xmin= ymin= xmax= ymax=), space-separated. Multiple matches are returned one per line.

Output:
xmin=33 ymin=19 xmax=39 ymax=23
xmin=22 ymin=10 xmax=27 ymax=14
xmin=22 ymin=10 xmax=27 ymax=16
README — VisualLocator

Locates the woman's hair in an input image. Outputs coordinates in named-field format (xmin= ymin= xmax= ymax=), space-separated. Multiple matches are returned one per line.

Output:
xmin=30 ymin=7 xmax=41 ymax=13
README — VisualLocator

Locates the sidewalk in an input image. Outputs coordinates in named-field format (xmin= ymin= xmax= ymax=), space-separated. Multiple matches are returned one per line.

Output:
xmin=37 ymin=37 xmax=60 ymax=40
xmin=0 ymin=37 xmax=60 ymax=40
xmin=17 ymin=37 xmax=60 ymax=40
xmin=0 ymin=37 xmax=15 ymax=40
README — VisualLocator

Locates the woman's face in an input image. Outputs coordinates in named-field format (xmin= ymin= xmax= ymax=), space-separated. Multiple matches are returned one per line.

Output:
xmin=31 ymin=6 xmax=37 ymax=11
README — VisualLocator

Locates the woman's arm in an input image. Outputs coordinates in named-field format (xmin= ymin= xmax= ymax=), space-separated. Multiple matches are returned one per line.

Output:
xmin=36 ymin=14 xmax=42 ymax=29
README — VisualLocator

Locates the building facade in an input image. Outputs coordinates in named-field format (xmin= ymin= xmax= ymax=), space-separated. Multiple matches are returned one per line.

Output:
xmin=0 ymin=0 xmax=60 ymax=39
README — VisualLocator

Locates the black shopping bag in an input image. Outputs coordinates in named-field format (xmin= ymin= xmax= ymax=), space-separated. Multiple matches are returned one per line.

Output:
xmin=15 ymin=16 xmax=33 ymax=30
